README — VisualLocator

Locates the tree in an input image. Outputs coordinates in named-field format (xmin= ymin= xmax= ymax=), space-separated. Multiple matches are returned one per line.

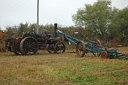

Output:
xmin=107 ymin=7 xmax=120 ymax=40
xmin=17 ymin=23 xmax=29 ymax=37
xmin=6 ymin=26 xmax=18 ymax=37
xmin=118 ymin=7 xmax=128 ymax=42
xmin=72 ymin=0 xmax=112 ymax=40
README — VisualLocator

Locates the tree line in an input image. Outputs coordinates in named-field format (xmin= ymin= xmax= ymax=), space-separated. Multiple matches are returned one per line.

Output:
xmin=72 ymin=0 xmax=128 ymax=43
xmin=4 ymin=23 xmax=79 ymax=37
xmin=0 ymin=0 xmax=128 ymax=47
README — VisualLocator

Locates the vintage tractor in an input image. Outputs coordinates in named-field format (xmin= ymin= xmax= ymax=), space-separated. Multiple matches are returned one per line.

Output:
xmin=5 ymin=26 xmax=65 ymax=55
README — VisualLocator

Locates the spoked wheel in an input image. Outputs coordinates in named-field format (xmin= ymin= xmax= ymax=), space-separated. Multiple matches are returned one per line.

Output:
xmin=48 ymin=44 xmax=55 ymax=53
xmin=92 ymin=52 xmax=101 ymax=57
xmin=20 ymin=37 xmax=38 ymax=55
xmin=76 ymin=41 xmax=86 ymax=57
xmin=54 ymin=42 xmax=65 ymax=53
xmin=101 ymin=51 xmax=108 ymax=59
xmin=108 ymin=54 xmax=117 ymax=59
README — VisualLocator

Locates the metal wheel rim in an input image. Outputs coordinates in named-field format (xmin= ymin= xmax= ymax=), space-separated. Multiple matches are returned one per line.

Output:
xmin=54 ymin=42 xmax=65 ymax=53
xmin=76 ymin=40 xmax=86 ymax=57
xmin=20 ymin=37 xmax=38 ymax=55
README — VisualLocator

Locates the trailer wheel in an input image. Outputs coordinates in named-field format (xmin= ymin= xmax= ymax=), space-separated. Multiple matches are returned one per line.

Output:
xmin=54 ymin=42 xmax=65 ymax=53
xmin=101 ymin=51 xmax=108 ymax=58
xmin=20 ymin=37 xmax=38 ymax=55
xmin=76 ymin=40 xmax=86 ymax=57
xmin=48 ymin=44 xmax=55 ymax=53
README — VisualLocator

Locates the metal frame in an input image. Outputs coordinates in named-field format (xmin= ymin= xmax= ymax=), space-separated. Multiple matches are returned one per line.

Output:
xmin=56 ymin=30 xmax=121 ymax=58
xmin=5 ymin=31 xmax=65 ymax=55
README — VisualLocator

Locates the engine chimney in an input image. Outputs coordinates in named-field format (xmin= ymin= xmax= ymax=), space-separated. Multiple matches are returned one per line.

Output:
xmin=54 ymin=23 xmax=57 ymax=37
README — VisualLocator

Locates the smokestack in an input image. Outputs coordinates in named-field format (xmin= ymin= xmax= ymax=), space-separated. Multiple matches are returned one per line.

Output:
xmin=54 ymin=23 xmax=57 ymax=37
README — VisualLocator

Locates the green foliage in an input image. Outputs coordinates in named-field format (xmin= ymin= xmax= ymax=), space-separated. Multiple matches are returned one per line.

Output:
xmin=118 ymin=7 xmax=128 ymax=42
xmin=4 ymin=23 xmax=80 ymax=39
xmin=73 ymin=0 xmax=112 ymax=40
xmin=108 ymin=7 xmax=120 ymax=39
xmin=6 ymin=26 xmax=18 ymax=37
xmin=17 ymin=23 xmax=29 ymax=37
xmin=72 ymin=0 xmax=128 ymax=42
xmin=39 ymin=24 xmax=55 ymax=35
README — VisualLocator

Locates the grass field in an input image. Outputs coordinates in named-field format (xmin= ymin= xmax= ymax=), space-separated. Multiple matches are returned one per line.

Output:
xmin=0 ymin=47 xmax=128 ymax=85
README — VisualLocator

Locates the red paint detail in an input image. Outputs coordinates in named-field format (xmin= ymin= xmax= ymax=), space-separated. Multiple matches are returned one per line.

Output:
xmin=16 ymin=40 xmax=20 ymax=43
xmin=12 ymin=34 xmax=16 ymax=38
xmin=60 ymin=37 xmax=64 ymax=42
xmin=102 ymin=52 xmax=107 ymax=58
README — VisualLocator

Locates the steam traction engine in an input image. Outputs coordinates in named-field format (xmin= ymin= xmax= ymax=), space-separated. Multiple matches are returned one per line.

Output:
xmin=5 ymin=29 xmax=65 ymax=55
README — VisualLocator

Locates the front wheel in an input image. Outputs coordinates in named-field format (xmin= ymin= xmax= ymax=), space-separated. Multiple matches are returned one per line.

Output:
xmin=54 ymin=42 xmax=65 ymax=53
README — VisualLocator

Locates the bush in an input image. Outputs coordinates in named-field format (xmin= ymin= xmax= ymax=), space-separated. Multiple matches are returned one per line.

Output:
xmin=0 ymin=43 xmax=6 ymax=52
xmin=0 ymin=30 xmax=8 ymax=52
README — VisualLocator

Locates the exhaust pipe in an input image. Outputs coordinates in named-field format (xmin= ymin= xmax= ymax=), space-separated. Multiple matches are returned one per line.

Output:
xmin=54 ymin=23 xmax=57 ymax=37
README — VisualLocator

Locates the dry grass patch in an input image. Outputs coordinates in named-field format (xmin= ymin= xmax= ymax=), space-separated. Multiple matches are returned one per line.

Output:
xmin=0 ymin=50 xmax=128 ymax=85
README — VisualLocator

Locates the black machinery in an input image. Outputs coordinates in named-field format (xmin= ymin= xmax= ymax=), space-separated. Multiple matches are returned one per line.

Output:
xmin=5 ymin=24 xmax=65 ymax=55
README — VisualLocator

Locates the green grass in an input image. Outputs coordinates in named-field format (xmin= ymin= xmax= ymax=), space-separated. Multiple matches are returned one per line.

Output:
xmin=0 ymin=52 xmax=128 ymax=85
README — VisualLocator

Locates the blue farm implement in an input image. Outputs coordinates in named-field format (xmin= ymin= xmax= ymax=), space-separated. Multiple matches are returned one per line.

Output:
xmin=56 ymin=29 xmax=128 ymax=59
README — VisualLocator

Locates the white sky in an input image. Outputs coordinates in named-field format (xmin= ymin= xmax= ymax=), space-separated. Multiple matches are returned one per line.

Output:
xmin=0 ymin=0 xmax=128 ymax=30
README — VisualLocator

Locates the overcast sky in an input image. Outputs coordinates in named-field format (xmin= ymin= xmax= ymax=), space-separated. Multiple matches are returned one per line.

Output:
xmin=0 ymin=0 xmax=128 ymax=30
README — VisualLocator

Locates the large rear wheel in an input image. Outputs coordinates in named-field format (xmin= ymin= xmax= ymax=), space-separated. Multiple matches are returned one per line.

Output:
xmin=20 ymin=37 xmax=38 ymax=55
